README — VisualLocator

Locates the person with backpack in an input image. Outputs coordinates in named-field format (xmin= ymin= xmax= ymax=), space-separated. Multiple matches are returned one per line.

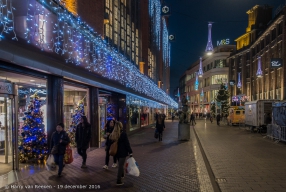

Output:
xmin=50 ymin=123 xmax=70 ymax=177
xmin=155 ymin=112 xmax=165 ymax=141
xmin=75 ymin=115 xmax=91 ymax=168
xmin=102 ymin=119 xmax=117 ymax=170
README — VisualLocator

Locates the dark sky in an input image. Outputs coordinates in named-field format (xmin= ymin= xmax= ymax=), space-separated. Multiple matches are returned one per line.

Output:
xmin=165 ymin=0 xmax=285 ymax=97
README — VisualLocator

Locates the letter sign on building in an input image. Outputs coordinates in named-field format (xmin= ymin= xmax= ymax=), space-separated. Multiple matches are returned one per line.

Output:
xmin=270 ymin=58 xmax=282 ymax=68
xmin=217 ymin=39 xmax=230 ymax=46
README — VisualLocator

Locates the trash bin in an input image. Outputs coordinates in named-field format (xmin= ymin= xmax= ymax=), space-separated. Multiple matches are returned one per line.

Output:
xmin=178 ymin=124 xmax=190 ymax=141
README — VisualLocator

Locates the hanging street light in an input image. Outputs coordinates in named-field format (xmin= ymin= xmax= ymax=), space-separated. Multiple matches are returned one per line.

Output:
xmin=237 ymin=72 xmax=242 ymax=89
xmin=256 ymin=56 xmax=263 ymax=77
xmin=205 ymin=22 xmax=214 ymax=55
xmin=198 ymin=57 xmax=203 ymax=77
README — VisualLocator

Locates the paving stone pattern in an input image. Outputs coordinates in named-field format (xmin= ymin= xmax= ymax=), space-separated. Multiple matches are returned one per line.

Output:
xmin=0 ymin=120 xmax=207 ymax=192
xmin=195 ymin=120 xmax=286 ymax=192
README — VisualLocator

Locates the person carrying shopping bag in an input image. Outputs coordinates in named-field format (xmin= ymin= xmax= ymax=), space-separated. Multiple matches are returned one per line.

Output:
xmin=102 ymin=119 xmax=118 ymax=170
xmin=75 ymin=115 xmax=91 ymax=168
xmin=50 ymin=123 xmax=70 ymax=177
xmin=109 ymin=121 xmax=133 ymax=186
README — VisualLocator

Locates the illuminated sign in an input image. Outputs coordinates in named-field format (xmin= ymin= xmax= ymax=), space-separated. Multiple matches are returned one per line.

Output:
xmin=270 ymin=58 xmax=282 ymax=68
xmin=217 ymin=39 xmax=230 ymax=46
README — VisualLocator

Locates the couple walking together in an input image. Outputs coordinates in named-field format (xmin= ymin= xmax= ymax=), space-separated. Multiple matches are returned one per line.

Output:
xmin=103 ymin=118 xmax=133 ymax=185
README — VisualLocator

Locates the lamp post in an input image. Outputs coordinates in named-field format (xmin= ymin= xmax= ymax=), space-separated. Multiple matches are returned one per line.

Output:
xmin=205 ymin=22 xmax=214 ymax=55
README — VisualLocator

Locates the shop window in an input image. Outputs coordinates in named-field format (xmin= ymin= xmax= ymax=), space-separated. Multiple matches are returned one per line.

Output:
xmin=63 ymin=84 xmax=89 ymax=147
xmin=0 ymin=71 xmax=48 ymax=166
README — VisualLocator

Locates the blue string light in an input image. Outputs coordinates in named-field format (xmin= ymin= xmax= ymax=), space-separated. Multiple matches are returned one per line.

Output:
xmin=0 ymin=0 xmax=177 ymax=108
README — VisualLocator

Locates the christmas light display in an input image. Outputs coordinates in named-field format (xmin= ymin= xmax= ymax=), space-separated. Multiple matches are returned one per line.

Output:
xmin=163 ymin=18 xmax=170 ymax=67
xmin=0 ymin=0 xmax=176 ymax=108
xmin=177 ymin=88 xmax=180 ymax=102
xmin=149 ymin=0 xmax=161 ymax=49
xmin=201 ymin=88 xmax=204 ymax=97
xmin=106 ymin=102 xmax=116 ymax=121
xmin=256 ymin=56 xmax=263 ymax=77
xmin=195 ymin=72 xmax=199 ymax=91
xmin=198 ymin=57 xmax=203 ymax=77
xmin=69 ymin=98 xmax=85 ymax=147
xmin=18 ymin=93 xmax=48 ymax=163
xmin=237 ymin=72 xmax=242 ymax=89
xmin=126 ymin=95 xmax=166 ymax=109
xmin=205 ymin=22 xmax=214 ymax=55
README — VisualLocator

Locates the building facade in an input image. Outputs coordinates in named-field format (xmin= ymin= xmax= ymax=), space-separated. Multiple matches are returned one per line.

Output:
xmin=229 ymin=5 xmax=286 ymax=102
xmin=180 ymin=44 xmax=235 ymax=114
xmin=0 ymin=0 xmax=175 ymax=175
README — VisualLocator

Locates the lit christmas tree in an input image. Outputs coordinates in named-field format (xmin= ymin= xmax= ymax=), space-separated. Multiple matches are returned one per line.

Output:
xmin=68 ymin=100 xmax=85 ymax=147
xmin=18 ymin=93 xmax=48 ymax=163
xmin=106 ymin=102 xmax=115 ymax=121
xmin=215 ymin=83 xmax=230 ymax=116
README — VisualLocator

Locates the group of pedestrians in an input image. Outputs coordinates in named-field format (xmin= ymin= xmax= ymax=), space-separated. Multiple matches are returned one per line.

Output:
xmin=50 ymin=115 xmax=133 ymax=186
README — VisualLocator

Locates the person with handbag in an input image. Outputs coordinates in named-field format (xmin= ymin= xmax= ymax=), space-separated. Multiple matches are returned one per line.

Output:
xmin=109 ymin=121 xmax=133 ymax=186
xmin=50 ymin=123 xmax=70 ymax=177
xmin=102 ymin=119 xmax=117 ymax=170
xmin=75 ymin=115 xmax=91 ymax=168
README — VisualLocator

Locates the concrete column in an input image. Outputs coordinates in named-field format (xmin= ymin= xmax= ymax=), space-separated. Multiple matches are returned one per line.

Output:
xmin=47 ymin=76 xmax=63 ymax=148
xmin=89 ymin=87 xmax=99 ymax=148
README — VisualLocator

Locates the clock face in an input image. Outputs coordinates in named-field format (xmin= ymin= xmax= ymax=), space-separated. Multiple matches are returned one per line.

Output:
xmin=169 ymin=35 xmax=174 ymax=40
xmin=162 ymin=6 xmax=169 ymax=14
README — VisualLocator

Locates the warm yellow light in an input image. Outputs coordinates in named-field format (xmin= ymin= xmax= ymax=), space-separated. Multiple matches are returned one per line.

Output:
xmin=206 ymin=52 xmax=212 ymax=56
xmin=60 ymin=0 xmax=77 ymax=16
xmin=104 ymin=19 xmax=109 ymax=25
xmin=139 ymin=62 xmax=145 ymax=74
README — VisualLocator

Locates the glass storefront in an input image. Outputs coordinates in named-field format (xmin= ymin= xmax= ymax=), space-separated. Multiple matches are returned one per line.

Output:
xmin=63 ymin=84 xmax=89 ymax=147
xmin=0 ymin=71 xmax=48 ymax=172
xmin=129 ymin=105 xmax=140 ymax=131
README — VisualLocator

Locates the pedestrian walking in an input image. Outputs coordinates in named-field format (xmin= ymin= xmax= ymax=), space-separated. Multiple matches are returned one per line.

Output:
xmin=210 ymin=115 xmax=213 ymax=123
xmin=109 ymin=121 xmax=133 ymax=186
xmin=172 ymin=113 xmax=175 ymax=122
xmin=155 ymin=113 xmax=166 ymax=141
xmin=75 ymin=115 xmax=91 ymax=168
xmin=190 ymin=112 xmax=196 ymax=126
xmin=102 ymin=119 xmax=117 ymax=170
xmin=50 ymin=123 xmax=70 ymax=177
xmin=216 ymin=114 xmax=221 ymax=125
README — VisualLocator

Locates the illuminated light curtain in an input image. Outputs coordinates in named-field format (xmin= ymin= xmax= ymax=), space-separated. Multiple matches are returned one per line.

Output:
xmin=195 ymin=72 xmax=199 ymax=91
xmin=198 ymin=57 xmax=203 ymax=77
xmin=205 ymin=22 xmax=214 ymax=55
xmin=163 ymin=18 xmax=170 ymax=67
xmin=237 ymin=72 xmax=242 ymax=88
xmin=149 ymin=0 xmax=161 ymax=49
xmin=256 ymin=56 xmax=263 ymax=77
xmin=0 ymin=0 xmax=17 ymax=40
xmin=9 ymin=0 xmax=177 ymax=108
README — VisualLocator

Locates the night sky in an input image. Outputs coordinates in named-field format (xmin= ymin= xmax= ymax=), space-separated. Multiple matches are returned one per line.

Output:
xmin=165 ymin=0 xmax=285 ymax=97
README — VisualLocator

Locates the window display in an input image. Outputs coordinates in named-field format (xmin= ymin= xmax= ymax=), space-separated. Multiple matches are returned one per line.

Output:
xmin=129 ymin=105 xmax=140 ymax=131
xmin=63 ymin=85 xmax=88 ymax=147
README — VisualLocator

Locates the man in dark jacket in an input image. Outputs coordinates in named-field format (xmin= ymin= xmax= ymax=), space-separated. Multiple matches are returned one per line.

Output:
xmin=190 ymin=112 xmax=196 ymax=126
xmin=216 ymin=114 xmax=221 ymax=125
xmin=155 ymin=113 xmax=165 ymax=141
xmin=50 ymin=123 xmax=70 ymax=177
xmin=75 ymin=116 xmax=91 ymax=168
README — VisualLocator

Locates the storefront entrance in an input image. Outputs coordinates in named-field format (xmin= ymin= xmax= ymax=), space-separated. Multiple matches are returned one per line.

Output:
xmin=0 ymin=80 xmax=18 ymax=175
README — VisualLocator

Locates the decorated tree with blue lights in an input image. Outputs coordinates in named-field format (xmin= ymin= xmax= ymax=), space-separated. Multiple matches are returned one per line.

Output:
xmin=215 ymin=83 xmax=230 ymax=116
xmin=18 ymin=93 xmax=48 ymax=163
xmin=106 ymin=102 xmax=115 ymax=121
xmin=68 ymin=100 xmax=85 ymax=147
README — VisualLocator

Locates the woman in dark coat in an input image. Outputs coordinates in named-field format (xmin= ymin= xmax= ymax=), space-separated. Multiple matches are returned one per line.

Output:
xmin=110 ymin=121 xmax=133 ymax=186
xmin=155 ymin=113 xmax=165 ymax=141
xmin=102 ymin=119 xmax=117 ymax=169
xmin=50 ymin=123 xmax=70 ymax=177
xmin=75 ymin=116 xmax=91 ymax=168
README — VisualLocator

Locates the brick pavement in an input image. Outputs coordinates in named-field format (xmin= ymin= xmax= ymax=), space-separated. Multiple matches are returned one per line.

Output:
xmin=0 ymin=120 xmax=213 ymax=192
xmin=194 ymin=119 xmax=286 ymax=192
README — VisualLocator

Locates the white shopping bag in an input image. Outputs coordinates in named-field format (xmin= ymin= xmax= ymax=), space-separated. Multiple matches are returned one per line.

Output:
xmin=125 ymin=157 xmax=140 ymax=177
xmin=45 ymin=154 xmax=55 ymax=171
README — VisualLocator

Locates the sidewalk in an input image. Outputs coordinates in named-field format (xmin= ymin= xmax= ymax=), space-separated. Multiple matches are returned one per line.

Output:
xmin=194 ymin=119 xmax=286 ymax=192
xmin=0 ymin=120 xmax=213 ymax=192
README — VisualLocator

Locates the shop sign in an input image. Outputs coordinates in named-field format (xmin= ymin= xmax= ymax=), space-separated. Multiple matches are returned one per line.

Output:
xmin=217 ymin=38 xmax=230 ymax=46
xmin=0 ymin=80 xmax=13 ymax=94
xmin=270 ymin=58 xmax=282 ymax=68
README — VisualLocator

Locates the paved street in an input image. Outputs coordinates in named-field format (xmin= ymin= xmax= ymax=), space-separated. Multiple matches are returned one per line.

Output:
xmin=0 ymin=120 xmax=212 ymax=192
xmin=194 ymin=119 xmax=286 ymax=192
xmin=2 ymin=119 xmax=286 ymax=192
